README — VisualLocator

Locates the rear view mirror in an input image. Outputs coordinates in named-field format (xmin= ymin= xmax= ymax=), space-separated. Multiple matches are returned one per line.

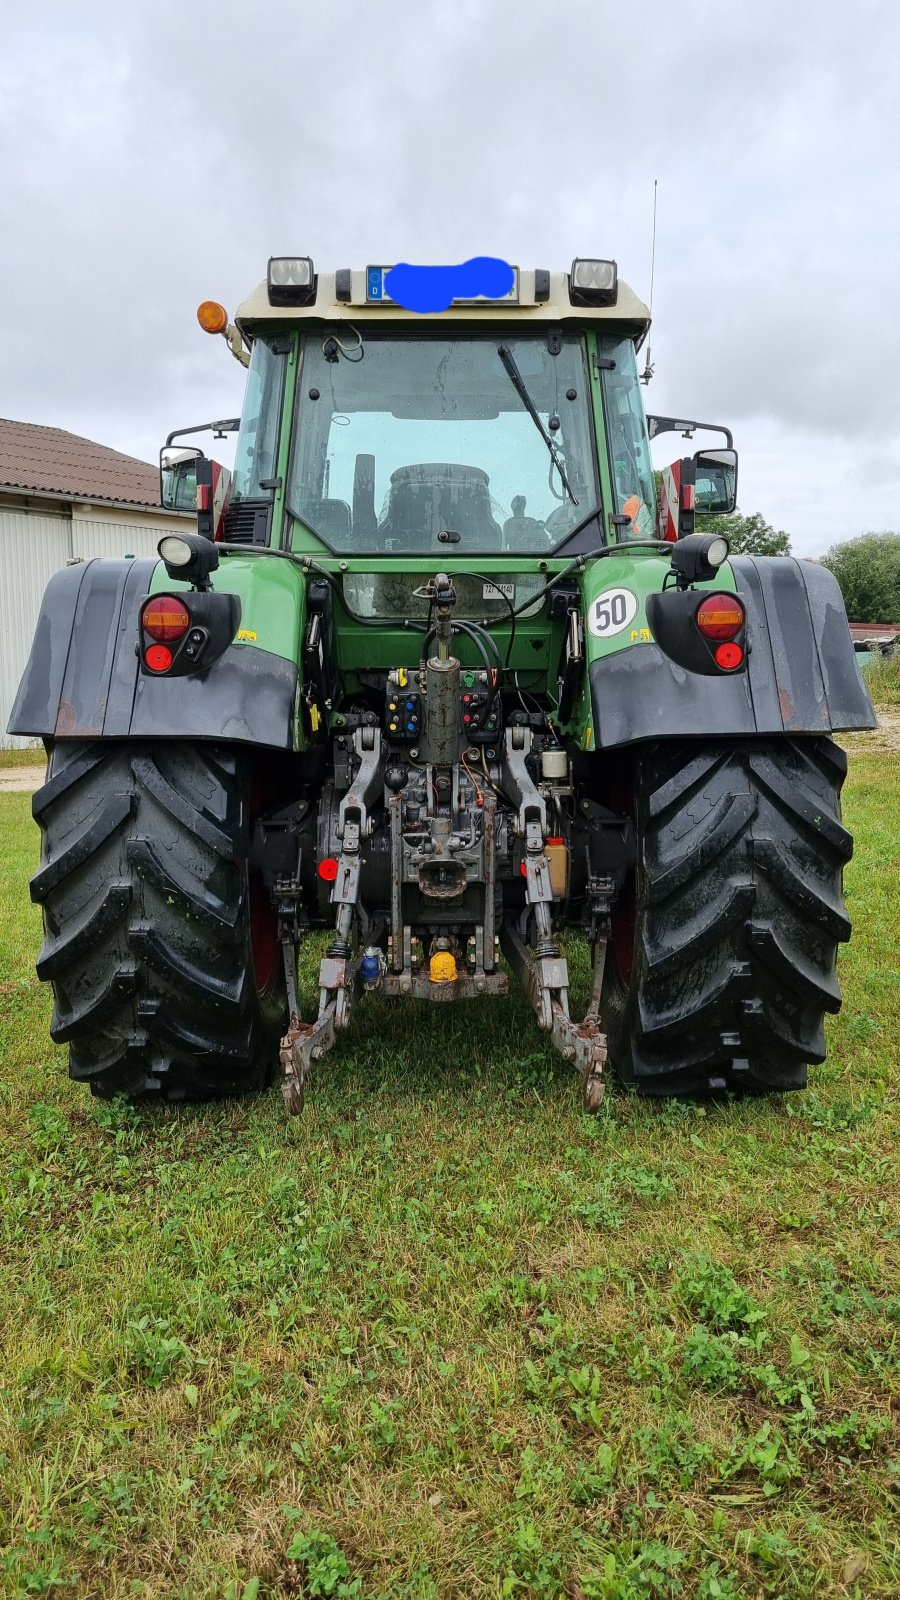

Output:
xmin=160 ymin=445 xmax=204 ymax=512
xmin=693 ymin=448 xmax=738 ymax=515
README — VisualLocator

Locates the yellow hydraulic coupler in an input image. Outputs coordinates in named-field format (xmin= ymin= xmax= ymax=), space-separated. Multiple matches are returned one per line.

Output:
xmin=429 ymin=950 xmax=458 ymax=984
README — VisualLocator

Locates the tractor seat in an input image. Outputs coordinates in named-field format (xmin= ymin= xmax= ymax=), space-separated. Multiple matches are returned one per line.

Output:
xmin=378 ymin=463 xmax=502 ymax=545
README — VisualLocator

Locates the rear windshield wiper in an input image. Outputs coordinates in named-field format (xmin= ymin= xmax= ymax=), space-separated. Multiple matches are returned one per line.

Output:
xmin=497 ymin=344 xmax=578 ymax=506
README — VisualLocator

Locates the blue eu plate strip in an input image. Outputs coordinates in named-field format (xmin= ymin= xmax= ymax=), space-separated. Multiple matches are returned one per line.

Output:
xmin=365 ymin=260 xmax=517 ymax=311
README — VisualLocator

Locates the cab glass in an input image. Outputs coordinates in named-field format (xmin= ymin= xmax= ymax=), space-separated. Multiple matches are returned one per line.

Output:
xmin=287 ymin=331 xmax=601 ymax=554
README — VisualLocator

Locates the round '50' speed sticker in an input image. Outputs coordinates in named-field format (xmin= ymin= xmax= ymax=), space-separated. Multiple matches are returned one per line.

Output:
xmin=587 ymin=587 xmax=638 ymax=639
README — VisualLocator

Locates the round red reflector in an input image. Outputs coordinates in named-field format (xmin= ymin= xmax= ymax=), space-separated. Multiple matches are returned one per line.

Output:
xmin=145 ymin=644 xmax=173 ymax=672
xmin=318 ymin=858 xmax=339 ymax=882
xmin=141 ymin=595 xmax=191 ymax=642
xmin=695 ymin=593 xmax=745 ymax=641
xmin=714 ymin=641 xmax=744 ymax=670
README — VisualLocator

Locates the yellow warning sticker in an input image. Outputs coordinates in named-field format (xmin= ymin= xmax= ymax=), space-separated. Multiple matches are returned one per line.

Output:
xmin=309 ymin=704 xmax=320 ymax=731
xmin=236 ymin=629 xmax=258 ymax=642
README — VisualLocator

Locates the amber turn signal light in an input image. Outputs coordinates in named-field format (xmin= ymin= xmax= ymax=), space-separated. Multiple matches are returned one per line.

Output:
xmin=695 ymin=594 xmax=746 ymax=641
xmin=141 ymin=595 xmax=191 ymax=642
xmin=197 ymin=300 xmax=229 ymax=335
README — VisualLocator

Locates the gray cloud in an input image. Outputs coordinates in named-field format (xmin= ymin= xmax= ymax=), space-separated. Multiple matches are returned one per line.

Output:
xmin=1 ymin=0 xmax=896 ymax=555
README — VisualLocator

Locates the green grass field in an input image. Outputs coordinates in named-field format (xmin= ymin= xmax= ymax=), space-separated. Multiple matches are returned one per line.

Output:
xmin=862 ymin=654 xmax=900 ymax=706
xmin=0 ymin=753 xmax=897 ymax=1599
xmin=0 ymin=748 xmax=44 ymax=770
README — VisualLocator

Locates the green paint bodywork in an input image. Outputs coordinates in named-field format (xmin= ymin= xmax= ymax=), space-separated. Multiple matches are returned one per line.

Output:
xmin=582 ymin=552 xmax=738 ymax=660
xmin=585 ymin=330 xmax=618 ymax=521
xmin=148 ymin=553 xmax=307 ymax=666
xmin=569 ymin=553 xmax=738 ymax=747
xmin=271 ymin=337 xmax=299 ymax=553
xmin=149 ymin=552 xmax=308 ymax=748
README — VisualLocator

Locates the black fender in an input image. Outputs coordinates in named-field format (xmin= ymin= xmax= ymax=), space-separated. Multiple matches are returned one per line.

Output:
xmin=8 ymin=558 xmax=298 ymax=749
xmin=589 ymin=556 xmax=876 ymax=749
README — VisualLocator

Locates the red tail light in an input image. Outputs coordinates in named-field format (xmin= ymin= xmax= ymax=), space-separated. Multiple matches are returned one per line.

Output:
xmin=144 ymin=644 xmax=174 ymax=673
xmin=318 ymin=858 xmax=339 ymax=881
xmin=714 ymin=641 xmax=744 ymax=670
xmin=695 ymin=594 xmax=745 ymax=641
xmin=141 ymin=595 xmax=191 ymax=642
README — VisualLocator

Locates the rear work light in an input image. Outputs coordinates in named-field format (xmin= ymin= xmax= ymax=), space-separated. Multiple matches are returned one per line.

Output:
xmin=569 ymin=257 xmax=618 ymax=305
xmin=267 ymin=255 xmax=316 ymax=306
xmin=141 ymin=595 xmax=191 ymax=642
xmin=695 ymin=594 xmax=745 ymax=641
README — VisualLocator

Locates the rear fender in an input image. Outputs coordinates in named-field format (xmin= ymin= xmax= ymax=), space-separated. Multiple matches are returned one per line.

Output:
xmin=587 ymin=556 xmax=876 ymax=749
xmin=8 ymin=556 xmax=305 ymax=749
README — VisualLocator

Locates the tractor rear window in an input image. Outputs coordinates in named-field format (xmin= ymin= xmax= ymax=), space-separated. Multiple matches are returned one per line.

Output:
xmin=287 ymin=332 xmax=601 ymax=554
xmin=341 ymin=570 xmax=547 ymax=621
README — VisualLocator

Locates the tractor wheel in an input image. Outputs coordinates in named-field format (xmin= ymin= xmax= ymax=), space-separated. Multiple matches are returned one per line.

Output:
xmin=603 ymin=737 xmax=852 ymax=1096
xmin=31 ymin=741 xmax=286 ymax=1101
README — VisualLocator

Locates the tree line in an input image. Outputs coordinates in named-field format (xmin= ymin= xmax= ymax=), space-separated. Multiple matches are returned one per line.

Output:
xmin=692 ymin=511 xmax=900 ymax=624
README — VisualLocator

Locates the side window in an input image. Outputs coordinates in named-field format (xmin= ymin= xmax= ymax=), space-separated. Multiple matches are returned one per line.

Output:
xmin=599 ymin=336 xmax=656 ymax=540
xmin=232 ymin=337 xmax=287 ymax=501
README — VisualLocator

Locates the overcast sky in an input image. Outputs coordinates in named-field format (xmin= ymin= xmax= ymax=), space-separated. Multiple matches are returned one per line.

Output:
xmin=1 ymin=0 xmax=897 ymax=557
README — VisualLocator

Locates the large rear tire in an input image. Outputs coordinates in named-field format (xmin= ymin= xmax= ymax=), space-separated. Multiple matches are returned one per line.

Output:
xmin=603 ymin=737 xmax=852 ymax=1096
xmin=31 ymin=741 xmax=286 ymax=1100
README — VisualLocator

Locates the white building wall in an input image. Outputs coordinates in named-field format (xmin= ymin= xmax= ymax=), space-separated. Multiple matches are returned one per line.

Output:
xmin=1 ymin=509 xmax=72 ymax=748
xmin=71 ymin=502 xmax=189 ymax=562
xmin=1 ymin=500 xmax=190 ymax=748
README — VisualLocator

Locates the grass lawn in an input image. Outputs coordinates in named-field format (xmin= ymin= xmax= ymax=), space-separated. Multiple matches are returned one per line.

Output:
xmin=862 ymin=655 xmax=900 ymax=706
xmin=0 ymin=747 xmax=44 ymax=770
xmin=0 ymin=754 xmax=897 ymax=1599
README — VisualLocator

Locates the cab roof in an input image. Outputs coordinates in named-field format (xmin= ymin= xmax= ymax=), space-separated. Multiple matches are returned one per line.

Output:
xmin=234 ymin=270 xmax=651 ymax=341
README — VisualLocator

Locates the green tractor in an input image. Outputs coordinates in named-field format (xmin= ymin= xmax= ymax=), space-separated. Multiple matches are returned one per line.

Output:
xmin=10 ymin=256 xmax=876 ymax=1111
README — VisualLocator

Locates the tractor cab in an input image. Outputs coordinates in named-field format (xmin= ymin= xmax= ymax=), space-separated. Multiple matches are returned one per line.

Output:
xmin=194 ymin=258 xmax=664 ymax=558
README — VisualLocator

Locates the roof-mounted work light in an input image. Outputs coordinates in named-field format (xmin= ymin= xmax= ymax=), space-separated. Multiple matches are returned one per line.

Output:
xmin=267 ymin=255 xmax=316 ymax=306
xmin=569 ymin=258 xmax=618 ymax=306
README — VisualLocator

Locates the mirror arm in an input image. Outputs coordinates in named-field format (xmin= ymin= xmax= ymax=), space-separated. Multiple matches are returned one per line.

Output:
xmin=223 ymin=324 xmax=251 ymax=369
xmin=164 ymin=419 xmax=241 ymax=449
xmin=647 ymin=415 xmax=734 ymax=449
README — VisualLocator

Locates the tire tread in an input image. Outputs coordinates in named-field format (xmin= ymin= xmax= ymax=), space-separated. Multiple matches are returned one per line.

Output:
xmin=32 ymin=741 xmax=283 ymax=1100
xmin=605 ymin=736 xmax=850 ymax=1096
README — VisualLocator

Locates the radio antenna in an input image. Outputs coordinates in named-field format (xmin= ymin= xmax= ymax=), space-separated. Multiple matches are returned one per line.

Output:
xmin=640 ymin=178 xmax=658 ymax=385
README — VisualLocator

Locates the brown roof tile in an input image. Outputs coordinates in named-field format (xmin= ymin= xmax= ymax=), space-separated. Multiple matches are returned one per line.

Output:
xmin=0 ymin=418 xmax=161 ymax=507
